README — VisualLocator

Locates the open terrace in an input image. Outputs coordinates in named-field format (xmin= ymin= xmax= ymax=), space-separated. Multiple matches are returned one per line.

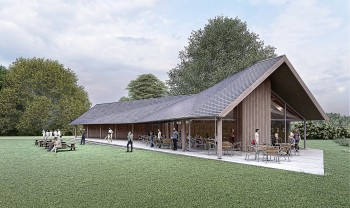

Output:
xmin=86 ymin=138 xmax=324 ymax=175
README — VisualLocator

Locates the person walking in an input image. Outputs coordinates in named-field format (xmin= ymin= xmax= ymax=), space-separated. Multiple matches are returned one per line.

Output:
xmin=172 ymin=128 xmax=179 ymax=151
xmin=107 ymin=128 xmax=113 ymax=143
xmin=127 ymin=131 xmax=133 ymax=152
xmin=80 ymin=128 xmax=86 ymax=145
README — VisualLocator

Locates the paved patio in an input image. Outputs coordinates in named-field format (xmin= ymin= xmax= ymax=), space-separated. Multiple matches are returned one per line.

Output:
xmin=84 ymin=138 xmax=324 ymax=176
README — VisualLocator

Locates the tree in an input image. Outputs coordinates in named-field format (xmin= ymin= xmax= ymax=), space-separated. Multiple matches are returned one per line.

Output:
xmin=0 ymin=65 xmax=7 ymax=91
xmin=121 ymin=73 xmax=168 ymax=101
xmin=0 ymin=57 xmax=91 ymax=135
xmin=118 ymin=96 xmax=131 ymax=102
xmin=167 ymin=16 xmax=276 ymax=95
xmin=291 ymin=113 xmax=350 ymax=140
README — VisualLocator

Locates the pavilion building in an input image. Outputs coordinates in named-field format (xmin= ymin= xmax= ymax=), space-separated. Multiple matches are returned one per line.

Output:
xmin=70 ymin=55 xmax=328 ymax=158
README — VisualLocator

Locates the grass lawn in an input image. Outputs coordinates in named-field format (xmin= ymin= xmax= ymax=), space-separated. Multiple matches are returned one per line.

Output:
xmin=0 ymin=138 xmax=349 ymax=208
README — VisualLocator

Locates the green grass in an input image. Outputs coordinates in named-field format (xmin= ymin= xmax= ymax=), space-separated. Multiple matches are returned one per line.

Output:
xmin=0 ymin=138 xmax=349 ymax=208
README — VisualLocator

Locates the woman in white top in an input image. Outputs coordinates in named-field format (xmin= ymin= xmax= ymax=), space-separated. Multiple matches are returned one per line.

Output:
xmin=254 ymin=129 xmax=259 ymax=145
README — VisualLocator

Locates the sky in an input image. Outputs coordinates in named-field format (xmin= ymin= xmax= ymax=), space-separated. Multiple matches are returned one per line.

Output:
xmin=0 ymin=0 xmax=349 ymax=116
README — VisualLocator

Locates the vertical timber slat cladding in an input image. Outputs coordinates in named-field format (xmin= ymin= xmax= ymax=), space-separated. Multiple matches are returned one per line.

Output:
xmin=237 ymin=104 xmax=243 ymax=143
xmin=241 ymin=79 xmax=271 ymax=151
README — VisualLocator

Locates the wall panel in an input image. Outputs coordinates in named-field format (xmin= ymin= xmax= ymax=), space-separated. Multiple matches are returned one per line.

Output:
xmin=241 ymin=79 xmax=271 ymax=151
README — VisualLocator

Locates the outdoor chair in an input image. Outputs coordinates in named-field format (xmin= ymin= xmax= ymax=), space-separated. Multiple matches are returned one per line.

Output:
xmin=207 ymin=140 xmax=216 ymax=155
xmin=263 ymin=146 xmax=280 ymax=163
xmin=290 ymin=143 xmax=300 ymax=156
xmin=161 ymin=138 xmax=171 ymax=149
xmin=222 ymin=141 xmax=233 ymax=156
xmin=144 ymin=136 xmax=150 ymax=146
xmin=232 ymin=142 xmax=242 ymax=155
xmin=153 ymin=136 xmax=158 ymax=147
xmin=245 ymin=145 xmax=267 ymax=161
xmin=177 ymin=138 xmax=182 ymax=149
xmin=195 ymin=138 xmax=206 ymax=149
xmin=278 ymin=145 xmax=290 ymax=162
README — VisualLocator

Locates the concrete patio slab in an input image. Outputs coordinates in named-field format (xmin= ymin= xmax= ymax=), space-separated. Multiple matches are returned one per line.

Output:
xmin=83 ymin=138 xmax=324 ymax=176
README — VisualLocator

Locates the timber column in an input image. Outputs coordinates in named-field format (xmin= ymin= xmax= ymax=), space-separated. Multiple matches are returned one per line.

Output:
xmin=217 ymin=117 xmax=223 ymax=159
xmin=181 ymin=120 xmax=186 ymax=151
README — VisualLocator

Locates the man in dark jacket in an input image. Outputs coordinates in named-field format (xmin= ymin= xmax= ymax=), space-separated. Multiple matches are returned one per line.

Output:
xmin=172 ymin=128 xmax=179 ymax=151
xmin=80 ymin=128 xmax=86 ymax=145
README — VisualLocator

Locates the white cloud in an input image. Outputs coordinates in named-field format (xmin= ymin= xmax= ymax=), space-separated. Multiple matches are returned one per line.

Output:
xmin=0 ymin=0 xmax=188 ymax=105
xmin=0 ymin=0 xmax=348 ymax=115
xmin=337 ymin=86 xmax=346 ymax=93
xmin=254 ymin=0 xmax=350 ymax=115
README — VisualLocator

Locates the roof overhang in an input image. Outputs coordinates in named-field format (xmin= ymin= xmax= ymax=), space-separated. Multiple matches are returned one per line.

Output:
xmin=219 ymin=55 xmax=328 ymax=120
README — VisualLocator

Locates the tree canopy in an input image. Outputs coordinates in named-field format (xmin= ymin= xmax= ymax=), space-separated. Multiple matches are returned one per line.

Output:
xmin=167 ymin=16 xmax=277 ymax=95
xmin=292 ymin=113 xmax=350 ymax=140
xmin=0 ymin=65 xmax=7 ymax=91
xmin=119 ymin=73 xmax=168 ymax=101
xmin=0 ymin=58 xmax=91 ymax=135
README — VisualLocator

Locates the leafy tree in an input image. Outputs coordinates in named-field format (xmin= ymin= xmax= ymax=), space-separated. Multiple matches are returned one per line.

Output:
xmin=121 ymin=73 xmax=168 ymax=101
xmin=167 ymin=16 xmax=276 ymax=95
xmin=0 ymin=65 xmax=7 ymax=91
xmin=118 ymin=96 xmax=131 ymax=102
xmin=0 ymin=57 xmax=91 ymax=135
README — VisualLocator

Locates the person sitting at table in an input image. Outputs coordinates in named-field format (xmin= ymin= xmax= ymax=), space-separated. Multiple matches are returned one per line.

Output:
xmin=195 ymin=133 xmax=202 ymax=147
xmin=47 ymin=140 xmax=55 ymax=151
xmin=50 ymin=137 xmax=62 ymax=152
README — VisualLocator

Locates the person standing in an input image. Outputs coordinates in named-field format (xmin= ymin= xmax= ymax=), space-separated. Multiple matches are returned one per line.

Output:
xmin=49 ymin=130 xmax=53 ymax=140
xmin=254 ymin=129 xmax=259 ymax=145
xmin=150 ymin=131 xmax=154 ymax=147
xmin=274 ymin=132 xmax=279 ymax=144
xmin=58 ymin=129 xmax=62 ymax=139
xmin=157 ymin=129 xmax=162 ymax=148
xmin=294 ymin=130 xmax=301 ymax=152
xmin=107 ymin=128 xmax=113 ymax=143
xmin=42 ymin=130 xmax=46 ymax=140
xmin=127 ymin=131 xmax=133 ymax=152
xmin=230 ymin=129 xmax=235 ymax=143
xmin=45 ymin=130 xmax=50 ymax=141
xmin=172 ymin=128 xmax=179 ymax=151
xmin=80 ymin=128 xmax=86 ymax=145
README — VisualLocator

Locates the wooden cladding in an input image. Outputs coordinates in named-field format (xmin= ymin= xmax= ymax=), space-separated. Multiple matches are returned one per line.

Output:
xmin=83 ymin=80 xmax=272 ymax=152
xmin=241 ymin=79 xmax=271 ymax=151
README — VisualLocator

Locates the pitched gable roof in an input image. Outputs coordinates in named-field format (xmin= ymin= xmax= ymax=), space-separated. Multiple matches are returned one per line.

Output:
xmin=70 ymin=55 xmax=327 ymax=125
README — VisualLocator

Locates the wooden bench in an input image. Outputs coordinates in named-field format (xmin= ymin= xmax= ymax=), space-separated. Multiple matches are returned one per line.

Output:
xmin=40 ymin=140 xmax=52 ymax=148
xmin=54 ymin=142 xmax=76 ymax=153
xmin=67 ymin=143 xmax=76 ymax=150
